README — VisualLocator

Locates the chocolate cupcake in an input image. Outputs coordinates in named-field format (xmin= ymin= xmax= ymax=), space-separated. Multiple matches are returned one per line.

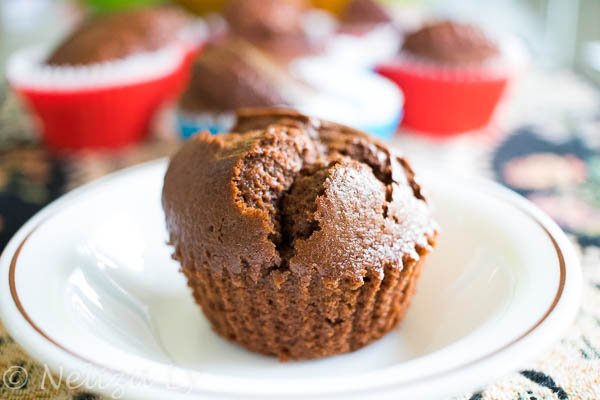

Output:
xmin=180 ymin=42 xmax=288 ymax=110
xmin=376 ymin=20 xmax=526 ymax=135
xmin=47 ymin=6 xmax=191 ymax=65
xmin=401 ymin=20 xmax=499 ymax=66
xmin=223 ymin=0 xmax=325 ymax=58
xmin=163 ymin=108 xmax=437 ymax=360
xmin=176 ymin=37 xmax=404 ymax=140
xmin=341 ymin=0 xmax=393 ymax=26
xmin=7 ymin=5 xmax=206 ymax=150
xmin=176 ymin=39 xmax=314 ymax=137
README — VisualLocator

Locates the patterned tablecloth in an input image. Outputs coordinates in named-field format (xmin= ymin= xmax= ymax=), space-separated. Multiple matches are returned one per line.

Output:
xmin=0 ymin=70 xmax=599 ymax=400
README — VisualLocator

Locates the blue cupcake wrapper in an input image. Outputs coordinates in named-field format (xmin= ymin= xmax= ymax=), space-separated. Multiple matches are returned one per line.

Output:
xmin=177 ymin=109 xmax=402 ymax=141
xmin=177 ymin=112 xmax=235 ymax=139
xmin=360 ymin=110 xmax=403 ymax=141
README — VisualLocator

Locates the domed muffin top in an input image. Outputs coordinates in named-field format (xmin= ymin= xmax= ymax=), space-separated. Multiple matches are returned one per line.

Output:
xmin=402 ymin=20 xmax=499 ymax=66
xmin=179 ymin=39 xmax=292 ymax=113
xmin=162 ymin=109 xmax=436 ymax=288
xmin=47 ymin=6 xmax=189 ymax=66
xmin=341 ymin=0 xmax=393 ymax=25
xmin=223 ymin=0 xmax=322 ymax=57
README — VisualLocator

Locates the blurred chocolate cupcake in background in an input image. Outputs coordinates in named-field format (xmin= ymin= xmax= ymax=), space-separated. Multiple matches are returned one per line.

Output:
xmin=176 ymin=0 xmax=404 ymax=140
xmin=223 ymin=0 xmax=334 ymax=59
xmin=401 ymin=20 xmax=499 ymax=66
xmin=177 ymin=38 xmax=315 ymax=137
xmin=377 ymin=19 xmax=527 ymax=136
xmin=340 ymin=0 xmax=393 ymax=26
xmin=7 ymin=5 xmax=207 ymax=151
xmin=176 ymin=36 xmax=405 ymax=140
xmin=46 ymin=6 xmax=190 ymax=66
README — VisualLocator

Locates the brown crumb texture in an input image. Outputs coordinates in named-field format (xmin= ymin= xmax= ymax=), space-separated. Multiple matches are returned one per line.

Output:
xmin=232 ymin=125 xmax=317 ymax=244
xmin=281 ymin=165 xmax=330 ymax=243
xmin=162 ymin=108 xmax=437 ymax=360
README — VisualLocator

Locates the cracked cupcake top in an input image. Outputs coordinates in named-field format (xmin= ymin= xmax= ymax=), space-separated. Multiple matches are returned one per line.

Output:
xmin=162 ymin=109 xmax=436 ymax=288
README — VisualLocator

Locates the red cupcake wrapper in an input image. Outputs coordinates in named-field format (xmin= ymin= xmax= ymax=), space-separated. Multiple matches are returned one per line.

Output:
xmin=7 ymin=38 xmax=203 ymax=151
xmin=376 ymin=30 xmax=530 ymax=138
xmin=376 ymin=59 xmax=510 ymax=137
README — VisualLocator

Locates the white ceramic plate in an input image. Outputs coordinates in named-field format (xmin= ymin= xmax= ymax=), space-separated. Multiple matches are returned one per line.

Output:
xmin=0 ymin=159 xmax=581 ymax=400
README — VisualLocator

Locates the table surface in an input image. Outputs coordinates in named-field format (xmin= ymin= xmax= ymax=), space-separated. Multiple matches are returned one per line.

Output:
xmin=0 ymin=70 xmax=599 ymax=399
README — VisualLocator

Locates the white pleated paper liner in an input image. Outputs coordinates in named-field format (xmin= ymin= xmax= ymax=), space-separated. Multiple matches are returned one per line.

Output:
xmin=390 ymin=32 xmax=530 ymax=81
xmin=7 ymin=43 xmax=192 ymax=92
xmin=292 ymin=59 xmax=404 ymax=139
xmin=6 ymin=19 xmax=208 ymax=91
xmin=322 ymin=24 xmax=402 ymax=71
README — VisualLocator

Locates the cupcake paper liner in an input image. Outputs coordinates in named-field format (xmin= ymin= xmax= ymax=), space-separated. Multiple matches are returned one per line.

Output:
xmin=325 ymin=23 xmax=401 ymax=71
xmin=177 ymin=110 xmax=236 ymax=138
xmin=293 ymin=60 xmax=404 ymax=140
xmin=6 ymin=23 xmax=206 ymax=151
xmin=180 ymin=244 xmax=430 ymax=360
xmin=377 ymin=61 xmax=508 ymax=136
xmin=376 ymin=35 xmax=528 ymax=137
xmin=357 ymin=109 xmax=403 ymax=139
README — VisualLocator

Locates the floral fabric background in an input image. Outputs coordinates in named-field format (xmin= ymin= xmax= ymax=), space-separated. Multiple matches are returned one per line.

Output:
xmin=0 ymin=71 xmax=599 ymax=399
